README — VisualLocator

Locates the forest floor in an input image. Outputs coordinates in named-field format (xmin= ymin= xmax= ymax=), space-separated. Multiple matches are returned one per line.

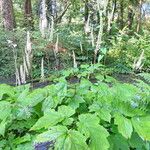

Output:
xmin=0 ymin=73 xmax=142 ymax=89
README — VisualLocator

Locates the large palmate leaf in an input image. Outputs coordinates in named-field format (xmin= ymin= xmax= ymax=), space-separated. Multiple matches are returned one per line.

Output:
xmin=31 ymin=106 xmax=75 ymax=130
xmin=114 ymin=114 xmax=133 ymax=139
xmin=77 ymin=114 xmax=110 ymax=150
xmin=35 ymin=125 xmax=88 ymax=150
xmin=132 ymin=116 xmax=150 ymax=141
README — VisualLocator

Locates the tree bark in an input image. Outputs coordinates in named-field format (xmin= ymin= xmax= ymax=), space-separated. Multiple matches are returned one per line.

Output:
xmin=47 ymin=0 xmax=57 ymax=19
xmin=127 ymin=6 xmax=134 ymax=30
xmin=2 ymin=0 xmax=15 ymax=30
xmin=120 ymin=0 xmax=124 ymax=29
xmin=137 ymin=0 xmax=142 ymax=33
xmin=24 ymin=0 xmax=34 ymax=29
xmin=0 ymin=0 xmax=2 ymax=22
xmin=84 ymin=0 xmax=89 ymax=23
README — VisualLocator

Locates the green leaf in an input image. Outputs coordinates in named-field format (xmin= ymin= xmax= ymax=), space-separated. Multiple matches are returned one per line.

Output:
xmin=77 ymin=114 xmax=109 ymax=150
xmin=17 ymin=88 xmax=46 ymax=107
xmin=17 ymin=86 xmax=30 ymax=102
xmin=62 ymin=130 xmax=88 ymax=150
xmin=0 ymin=120 xmax=6 ymax=136
xmin=58 ymin=105 xmax=75 ymax=117
xmin=132 ymin=116 xmax=150 ymax=141
xmin=129 ymin=132 xmax=148 ymax=150
xmin=13 ymin=134 xmax=31 ymax=145
xmin=98 ymin=55 xmax=104 ymax=63
xmin=42 ymin=95 xmax=59 ymax=112
xmin=62 ymin=118 xmax=74 ymax=126
xmin=30 ymin=110 xmax=64 ymax=130
xmin=0 ymin=84 xmax=14 ymax=100
xmin=31 ymin=105 xmax=75 ymax=130
xmin=114 ymin=114 xmax=133 ymax=139
xmin=16 ymin=142 xmax=34 ymax=150
xmin=108 ymin=134 xmax=130 ymax=150
xmin=0 ymin=140 xmax=7 ymax=148
xmin=36 ymin=125 xmax=68 ymax=142
xmin=68 ymin=95 xmax=85 ymax=109
xmin=89 ymin=103 xmax=111 ymax=122
xmin=0 ymin=101 xmax=11 ymax=120
xmin=36 ymin=125 xmax=88 ymax=150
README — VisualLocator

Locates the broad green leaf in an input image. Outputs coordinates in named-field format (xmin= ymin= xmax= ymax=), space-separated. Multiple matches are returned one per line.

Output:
xmin=0 ymin=101 xmax=11 ymax=120
xmin=68 ymin=95 xmax=85 ymax=109
xmin=17 ymin=86 xmax=30 ymax=102
xmin=31 ymin=110 xmax=64 ymax=130
xmin=58 ymin=105 xmax=75 ymax=117
xmin=62 ymin=130 xmax=88 ymax=150
xmin=31 ymin=105 xmax=75 ymax=130
xmin=77 ymin=114 xmax=109 ymax=150
xmin=36 ymin=125 xmax=68 ymax=142
xmin=89 ymin=103 xmax=111 ymax=122
xmin=42 ymin=95 xmax=59 ymax=112
xmin=129 ymin=132 xmax=148 ymax=150
xmin=62 ymin=118 xmax=74 ymax=126
xmin=132 ymin=116 xmax=150 ymax=141
xmin=16 ymin=142 xmax=34 ymax=150
xmin=17 ymin=88 xmax=47 ymax=107
xmin=114 ymin=114 xmax=133 ymax=139
xmin=36 ymin=126 xmax=88 ymax=150
xmin=13 ymin=134 xmax=31 ymax=145
xmin=0 ymin=84 xmax=15 ymax=100
xmin=0 ymin=84 xmax=14 ymax=100
xmin=108 ymin=134 xmax=130 ymax=150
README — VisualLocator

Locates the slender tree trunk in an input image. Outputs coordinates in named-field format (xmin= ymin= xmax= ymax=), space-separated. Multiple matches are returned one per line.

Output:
xmin=47 ymin=0 xmax=57 ymax=19
xmin=137 ymin=0 xmax=142 ymax=33
xmin=24 ymin=0 xmax=34 ymax=29
xmin=120 ymin=0 xmax=124 ymax=29
xmin=112 ymin=0 xmax=117 ymax=21
xmin=2 ymin=0 xmax=15 ymax=30
xmin=127 ymin=6 xmax=134 ymax=30
xmin=0 ymin=0 xmax=2 ymax=23
xmin=39 ymin=0 xmax=48 ymax=38
xmin=84 ymin=0 xmax=89 ymax=23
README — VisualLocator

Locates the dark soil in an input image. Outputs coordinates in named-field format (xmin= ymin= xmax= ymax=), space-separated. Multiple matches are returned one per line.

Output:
xmin=0 ymin=76 xmax=16 ymax=86
xmin=0 ymin=73 xmax=146 ymax=89
xmin=112 ymin=73 xmax=137 ymax=84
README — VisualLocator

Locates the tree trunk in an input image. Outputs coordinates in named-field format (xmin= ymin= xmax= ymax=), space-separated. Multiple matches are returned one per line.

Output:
xmin=24 ymin=0 xmax=34 ymax=29
xmin=0 ymin=0 xmax=2 ymax=23
xmin=47 ymin=0 xmax=57 ymax=19
xmin=137 ymin=0 xmax=142 ymax=33
xmin=39 ymin=0 xmax=48 ymax=38
xmin=120 ymin=0 xmax=124 ymax=29
xmin=127 ymin=6 xmax=134 ymax=30
xmin=112 ymin=0 xmax=117 ymax=21
xmin=84 ymin=0 xmax=89 ymax=23
xmin=2 ymin=0 xmax=15 ymax=30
